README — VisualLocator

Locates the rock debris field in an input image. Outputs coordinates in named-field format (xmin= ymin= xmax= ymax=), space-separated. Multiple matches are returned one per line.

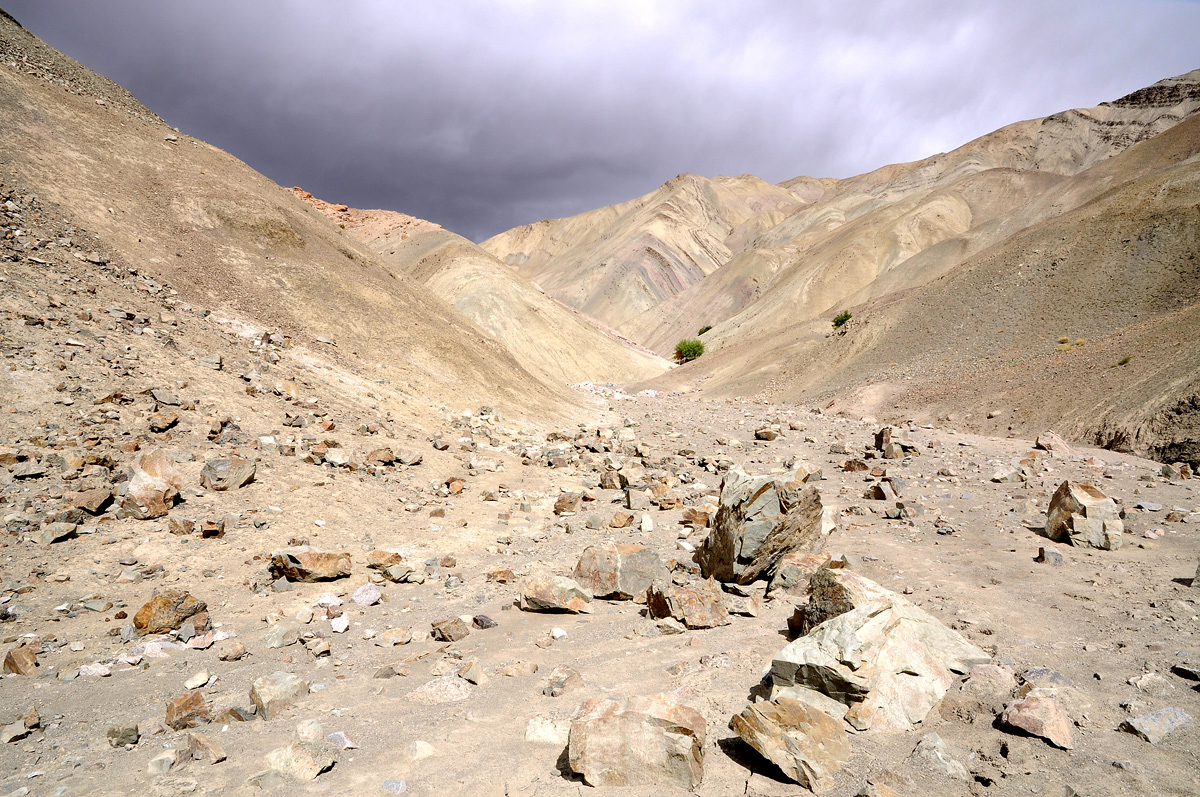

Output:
xmin=2 ymin=181 xmax=1200 ymax=797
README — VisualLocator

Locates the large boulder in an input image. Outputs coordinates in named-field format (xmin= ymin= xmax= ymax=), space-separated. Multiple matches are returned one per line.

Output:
xmin=133 ymin=590 xmax=206 ymax=635
xmin=250 ymin=671 xmax=311 ymax=720
xmin=769 ymin=551 xmax=831 ymax=597
xmin=121 ymin=449 xmax=182 ymax=519
xmin=200 ymin=457 xmax=256 ymax=491
xmin=517 ymin=570 xmax=593 ymax=613
xmin=1000 ymin=695 xmax=1074 ymax=749
xmin=770 ymin=570 xmax=990 ymax=732
xmin=269 ymin=547 xmax=351 ymax=582
xmin=1046 ymin=481 xmax=1123 ymax=550
xmin=3 ymin=644 xmax=37 ymax=675
xmin=165 ymin=691 xmax=211 ymax=730
xmin=573 ymin=542 xmax=667 ymax=603
xmin=695 ymin=468 xmax=827 ymax=584
xmin=568 ymin=693 xmax=706 ymax=789
xmin=790 ymin=566 xmax=890 ymax=638
xmin=1035 ymin=430 xmax=1072 ymax=456
xmin=646 ymin=581 xmax=730 ymax=629
xmin=729 ymin=698 xmax=850 ymax=793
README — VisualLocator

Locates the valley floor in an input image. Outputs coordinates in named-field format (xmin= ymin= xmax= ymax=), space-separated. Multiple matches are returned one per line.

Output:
xmin=2 ymin=374 xmax=1199 ymax=796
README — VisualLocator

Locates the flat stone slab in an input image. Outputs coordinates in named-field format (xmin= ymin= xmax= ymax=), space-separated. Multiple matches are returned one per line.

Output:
xmin=1120 ymin=707 xmax=1193 ymax=744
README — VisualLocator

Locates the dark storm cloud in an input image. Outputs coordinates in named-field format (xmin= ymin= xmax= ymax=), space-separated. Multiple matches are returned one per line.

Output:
xmin=5 ymin=1 xmax=1199 ymax=240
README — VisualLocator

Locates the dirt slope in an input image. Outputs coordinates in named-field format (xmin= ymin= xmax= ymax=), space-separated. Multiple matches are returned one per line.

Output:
xmin=481 ymin=174 xmax=804 ymax=333
xmin=484 ymin=68 xmax=1200 ymax=465
xmin=649 ymin=112 xmax=1200 ymax=465
xmin=0 ymin=13 xmax=575 ymax=426
xmin=292 ymin=192 xmax=669 ymax=387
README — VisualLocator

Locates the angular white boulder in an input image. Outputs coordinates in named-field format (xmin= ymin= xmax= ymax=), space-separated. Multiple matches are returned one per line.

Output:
xmin=770 ymin=570 xmax=990 ymax=731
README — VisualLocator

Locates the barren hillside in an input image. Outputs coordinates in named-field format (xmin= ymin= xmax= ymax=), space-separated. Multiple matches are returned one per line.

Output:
xmin=0 ymin=12 xmax=576 ymax=427
xmin=291 ymin=191 xmax=669 ymax=387
xmin=482 ymin=174 xmax=805 ymax=332
xmin=485 ymin=70 xmax=1200 ymax=466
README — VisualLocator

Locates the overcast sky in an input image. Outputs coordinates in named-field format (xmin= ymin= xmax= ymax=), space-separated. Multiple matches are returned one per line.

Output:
xmin=6 ymin=1 xmax=1199 ymax=241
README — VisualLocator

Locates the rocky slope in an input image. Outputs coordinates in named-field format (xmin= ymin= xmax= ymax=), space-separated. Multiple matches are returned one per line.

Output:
xmin=484 ymin=70 xmax=1200 ymax=467
xmin=0 ymin=12 xmax=577 ymax=428
xmin=291 ymin=190 xmax=669 ymax=387
xmin=482 ymin=173 xmax=804 ymax=333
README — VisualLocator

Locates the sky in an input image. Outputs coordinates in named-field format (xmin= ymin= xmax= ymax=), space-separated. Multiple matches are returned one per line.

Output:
xmin=5 ymin=1 xmax=1200 ymax=241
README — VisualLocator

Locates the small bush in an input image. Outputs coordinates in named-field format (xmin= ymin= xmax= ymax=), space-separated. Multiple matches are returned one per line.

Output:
xmin=832 ymin=311 xmax=852 ymax=329
xmin=698 ymin=325 xmax=712 ymax=335
xmin=1116 ymin=356 xmax=1132 ymax=366
xmin=1057 ymin=336 xmax=1069 ymax=344
xmin=674 ymin=338 xmax=704 ymax=363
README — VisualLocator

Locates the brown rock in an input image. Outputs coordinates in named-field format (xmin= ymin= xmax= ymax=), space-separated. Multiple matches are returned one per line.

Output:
xmin=543 ymin=665 xmax=583 ymax=697
xmin=939 ymin=664 xmax=1018 ymax=723
xmin=431 ymin=617 xmax=471 ymax=642
xmin=269 ymin=547 xmax=351 ymax=582
xmin=695 ymin=468 xmax=827 ymax=584
xmin=187 ymin=731 xmax=227 ymax=763
xmin=3 ymin=645 xmax=37 ymax=675
xmin=396 ymin=448 xmax=422 ymax=466
xmin=264 ymin=741 xmax=335 ymax=781
xmin=723 ymin=590 xmax=761 ymax=617
xmin=148 ymin=412 xmax=179 ymax=433
xmin=771 ymin=572 xmax=991 ymax=732
xmin=366 ymin=549 xmax=412 ymax=582
xmin=165 ymin=691 xmax=212 ymax=730
xmin=250 ymin=671 xmax=310 ymax=720
xmin=72 ymin=487 xmax=112 ymax=515
xmin=730 ymin=698 xmax=850 ymax=792
xmin=486 ymin=567 xmax=515 ymax=583
xmin=406 ymin=676 xmax=473 ymax=704
xmin=573 ymin=542 xmax=668 ymax=602
xmin=133 ymin=589 xmax=206 ymax=635
xmin=517 ymin=570 xmax=593 ymax=613
xmin=569 ymin=694 xmax=706 ymax=789
xmin=377 ymin=627 xmax=413 ymax=646
xmin=646 ymin=581 xmax=730 ymax=629
xmin=1000 ymin=695 xmax=1074 ymax=749
xmin=1046 ymin=481 xmax=1123 ymax=550
xmin=121 ymin=448 xmax=182 ymax=519
xmin=1035 ymin=430 xmax=1073 ymax=456
xmin=608 ymin=511 xmax=635 ymax=529
xmin=553 ymin=492 xmax=581 ymax=515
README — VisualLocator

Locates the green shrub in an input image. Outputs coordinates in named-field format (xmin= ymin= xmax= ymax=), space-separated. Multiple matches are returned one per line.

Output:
xmin=698 ymin=325 xmax=712 ymax=335
xmin=832 ymin=311 xmax=852 ymax=329
xmin=1116 ymin=356 xmax=1132 ymax=366
xmin=674 ymin=338 xmax=704 ymax=363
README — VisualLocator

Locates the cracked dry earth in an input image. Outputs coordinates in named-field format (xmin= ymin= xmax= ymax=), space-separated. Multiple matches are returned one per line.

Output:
xmin=2 ymin=181 xmax=1200 ymax=797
